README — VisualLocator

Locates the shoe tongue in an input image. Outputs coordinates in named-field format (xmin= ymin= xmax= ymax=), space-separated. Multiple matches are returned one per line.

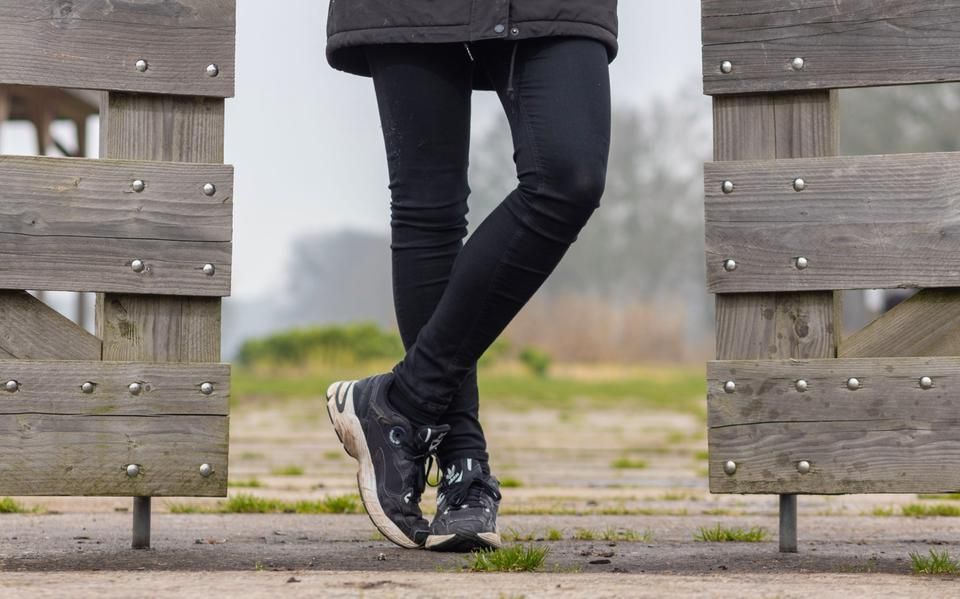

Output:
xmin=414 ymin=424 xmax=450 ymax=453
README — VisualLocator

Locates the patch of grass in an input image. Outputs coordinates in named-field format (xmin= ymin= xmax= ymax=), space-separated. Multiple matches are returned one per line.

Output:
xmin=871 ymin=506 xmax=895 ymax=517
xmin=694 ymin=524 xmax=767 ymax=542
xmin=0 ymin=497 xmax=42 ymax=514
xmin=611 ymin=457 xmax=648 ymax=470
xmin=499 ymin=477 xmax=524 ymax=488
xmin=701 ymin=508 xmax=736 ymax=516
xmin=467 ymin=544 xmax=549 ymax=573
xmin=502 ymin=528 xmax=537 ymax=542
xmin=228 ymin=478 xmax=263 ymax=488
xmin=238 ymin=451 xmax=265 ymax=460
xmin=910 ymin=549 xmax=960 ymax=574
xmin=167 ymin=503 xmax=206 ymax=514
xmin=545 ymin=528 xmax=564 ymax=541
xmin=918 ymin=493 xmax=960 ymax=501
xmin=573 ymin=528 xmax=652 ymax=542
xmin=270 ymin=465 xmax=305 ymax=476
xmin=658 ymin=491 xmax=697 ymax=502
xmin=219 ymin=493 xmax=362 ymax=514
xmin=902 ymin=503 xmax=960 ymax=518
xmin=693 ymin=450 xmax=710 ymax=461
xmin=665 ymin=431 xmax=686 ymax=444
xmin=322 ymin=450 xmax=343 ymax=461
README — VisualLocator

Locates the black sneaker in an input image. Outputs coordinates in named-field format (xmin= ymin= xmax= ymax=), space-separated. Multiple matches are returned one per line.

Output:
xmin=326 ymin=373 xmax=449 ymax=549
xmin=425 ymin=458 xmax=502 ymax=552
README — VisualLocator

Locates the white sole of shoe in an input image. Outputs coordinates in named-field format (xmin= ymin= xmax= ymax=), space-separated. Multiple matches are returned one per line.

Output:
xmin=425 ymin=531 xmax=502 ymax=551
xmin=326 ymin=380 xmax=419 ymax=549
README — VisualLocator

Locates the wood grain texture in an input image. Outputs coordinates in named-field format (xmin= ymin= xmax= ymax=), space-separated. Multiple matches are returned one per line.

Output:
xmin=0 ymin=414 xmax=227 ymax=496
xmin=0 ymin=360 xmax=228 ymax=416
xmin=97 ymin=294 xmax=221 ymax=362
xmin=706 ymin=151 xmax=960 ymax=293
xmin=708 ymin=357 xmax=960 ymax=493
xmin=703 ymin=0 xmax=960 ymax=95
xmin=0 ymin=291 xmax=101 ymax=359
xmin=840 ymin=288 xmax=960 ymax=357
xmin=0 ymin=0 xmax=235 ymax=97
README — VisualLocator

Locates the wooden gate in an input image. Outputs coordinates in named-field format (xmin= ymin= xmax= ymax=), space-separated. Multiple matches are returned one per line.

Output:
xmin=703 ymin=0 xmax=960 ymax=552
xmin=0 ymin=1 xmax=235 ymax=548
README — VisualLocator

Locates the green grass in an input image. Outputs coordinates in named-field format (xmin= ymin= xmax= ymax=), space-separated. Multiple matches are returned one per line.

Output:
xmin=871 ymin=506 xmax=895 ymax=517
xmin=501 ymin=528 xmax=537 ymax=542
xmin=611 ymin=457 xmax=648 ymax=470
xmin=270 ymin=465 xmax=305 ymax=476
xmin=910 ymin=549 xmax=960 ymax=574
xmin=545 ymin=528 xmax=564 ymax=541
xmin=466 ymin=545 xmax=550 ymax=573
xmin=499 ymin=477 xmax=524 ymax=488
xmin=572 ymin=528 xmax=652 ymax=542
xmin=0 ymin=497 xmax=41 ymax=514
xmin=694 ymin=524 xmax=767 ymax=542
xmin=169 ymin=493 xmax=362 ymax=515
xmin=228 ymin=478 xmax=263 ymax=488
xmin=918 ymin=493 xmax=960 ymax=501
xmin=902 ymin=503 xmax=960 ymax=517
xmin=322 ymin=450 xmax=343 ymax=461
xmin=693 ymin=450 xmax=709 ymax=461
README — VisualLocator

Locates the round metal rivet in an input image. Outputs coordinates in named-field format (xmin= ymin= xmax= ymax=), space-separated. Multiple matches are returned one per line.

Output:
xmin=723 ymin=460 xmax=737 ymax=475
xmin=722 ymin=180 xmax=735 ymax=194
xmin=202 ymin=183 xmax=216 ymax=196
xmin=200 ymin=382 xmax=214 ymax=395
xmin=847 ymin=377 xmax=861 ymax=391
xmin=205 ymin=64 xmax=220 ymax=78
xmin=4 ymin=380 xmax=18 ymax=393
xmin=920 ymin=376 xmax=934 ymax=390
xmin=126 ymin=464 xmax=140 ymax=477
xmin=202 ymin=263 xmax=216 ymax=276
xmin=135 ymin=59 xmax=148 ymax=73
xmin=797 ymin=460 xmax=811 ymax=474
xmin=510 ymin=27 xmax=520 ymax=36
xmin=795 ymin=256 xmax=809 ymax=270
xmin=793 ymin=178 xmax=807 ymax=192
xmin=723 ymin=380 xmax=736 ymax=394
xmin=128 ymin=382 xmax=143 ymax=396
xmin=723 ymin=259 xmax=737 ymax=272
xmin=81 ymin=381 xmax=95 ymax=394
xmin=795 ymin=379 xmax=808 ymax=392
xmin=791 ymin=57 xmax=806 ymax=71
xmin=132 ymin=179 xmax=146 ymax=193
xmin=720 ymin=60 xmax=733 ymax=74
xmin=199 ymin=463 xmax=213 ymax=477
xmin=494 ymin=24 xmax=505 ymax=34
xmin=131 ymin=259 xmax=145 ymax=273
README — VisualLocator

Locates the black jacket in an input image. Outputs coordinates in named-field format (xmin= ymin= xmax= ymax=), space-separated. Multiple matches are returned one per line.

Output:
xmin=326 ymin=0 xmax=618 ymax=88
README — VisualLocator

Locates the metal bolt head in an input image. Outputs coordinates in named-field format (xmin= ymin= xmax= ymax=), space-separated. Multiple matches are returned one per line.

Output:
xmin=199 ymin=463 xmax=213 ymax=477
xmin=132 ymin=179 xmax=146 ymax=193
xmin=797 ymin=460 xmax=811 ymax=474
xmin=126 ymin=464 xmax=140 ymax=477
xmin=128 ymin=382 xmax=143 ymax=396
xmin=847 ymin=377 xmax=861 ymax=391
xmin=723 ymin=259 xmax=737 ymax=272
xmin=4 ymin=380 xmax=17 ymax=393
xmin=791 ymin=57 xmax=806 ymax=71
xmin=795 ymin=256 xmax=809 ymax=270
xmin=81 ymin=381 xmax=95 ymax=394
xmin=494 ymin=23 xmax=505 ymax=34
xmin=721 ymin=180 xmax=735 ymax=194
xmin=202 ymin=183 xmax=216 ymax=196
xmin=720 ymin=60 xmax=733 ymax=74
xmin=920 ymin=376 xmax=934 ymax=390
xmin=200 ymin=382 xmax=214 ymax=395
xmin=135 ymin=59 xmax=148 ymax=72
xmin=205 ymin=64 xmax=220 ymax=78
xmin=510 ymin=27 xmax=520 ymax=36
xmin=131 ymin=259 xmax=145 ymax=273
xmin=202 ymin=263 xmax=216 ymax=276
xmin=723 ymin=380 xmax=736 ymax=394
xmin=795 ymin=379 xmax=808 ymax=392
xmin=793 ymin=177 xmax=807 ymax=192
xmin=723 ymin=460 xmax=737 ymax=475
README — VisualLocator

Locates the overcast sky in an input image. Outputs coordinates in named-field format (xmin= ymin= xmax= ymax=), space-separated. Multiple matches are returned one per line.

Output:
xmin=0 ymin=1 xmax=703 ymax=301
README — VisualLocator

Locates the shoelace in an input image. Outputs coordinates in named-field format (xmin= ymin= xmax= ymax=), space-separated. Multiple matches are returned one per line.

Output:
xmin=448 ymin=475 xmax=502 ymax=509
xmin=399 ymin=441 xmax=442 ymax=504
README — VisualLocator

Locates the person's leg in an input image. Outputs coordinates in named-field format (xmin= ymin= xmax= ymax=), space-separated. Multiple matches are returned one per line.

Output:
xmin=365 ymin=43 xmax=489 ymax=470
xmin=389 ymin=37 xmax=612 ymax=423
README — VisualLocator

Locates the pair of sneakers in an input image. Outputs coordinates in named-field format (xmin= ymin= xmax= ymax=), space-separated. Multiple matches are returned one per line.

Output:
xmin=325 ymin=373 xmax=501 ymax=551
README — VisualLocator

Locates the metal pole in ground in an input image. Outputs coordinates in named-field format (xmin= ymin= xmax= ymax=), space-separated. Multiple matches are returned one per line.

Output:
xmin=132 ymin=497 xmax=151 ymax=549
xmin=779 ymin=494 xmax=797 ymax=553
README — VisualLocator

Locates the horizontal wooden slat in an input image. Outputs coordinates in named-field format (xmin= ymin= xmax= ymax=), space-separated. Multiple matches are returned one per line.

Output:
xmin=0 ymin=291 xmax=102 ymax=360
xmin=840 ymin=288 xmax=960 ymax=358
xmin=705 ymin=151 xmax=960 ymax=293
xmin=708 ymin=357 xmax=960 ymax=493
xmin=0 ymin=155 xmax=232 ymax=296
xmin=0 ymin=0 xmax=235 ymax=97
xmin=702 ymin=0 xmax=960 ymax=95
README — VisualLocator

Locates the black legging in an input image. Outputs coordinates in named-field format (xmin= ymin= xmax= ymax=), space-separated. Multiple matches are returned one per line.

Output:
xmin=365 ymin=37 xmax=611 ymax=466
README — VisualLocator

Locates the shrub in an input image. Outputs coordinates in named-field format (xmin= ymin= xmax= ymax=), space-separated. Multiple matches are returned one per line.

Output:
xmin=518 ymin=346 xmax=552 ymax=378
xmin=236 ymin=322 xmax=403 ymax=366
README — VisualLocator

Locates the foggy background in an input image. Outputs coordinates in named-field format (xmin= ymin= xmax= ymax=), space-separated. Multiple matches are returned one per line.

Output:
xmin=1 ymin=0 xmax=958 ymax=363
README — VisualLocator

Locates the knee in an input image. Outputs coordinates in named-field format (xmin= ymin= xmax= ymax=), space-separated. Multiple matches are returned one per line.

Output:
xmin=517 ymin=156 xmax=606 ymax=234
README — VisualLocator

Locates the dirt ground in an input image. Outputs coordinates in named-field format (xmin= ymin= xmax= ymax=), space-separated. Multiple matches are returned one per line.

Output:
xmin=1 ymin=395 xmax=958 ymax=597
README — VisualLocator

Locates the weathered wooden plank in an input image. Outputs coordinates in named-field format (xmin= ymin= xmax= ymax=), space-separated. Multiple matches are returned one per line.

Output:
xmin=0 ymin=359 xmax=228 ymax=416
xmin=840 ymin=289 xmax=960 ymax=357
xmin=0 ymin=155 xmax=232 ymax=241
xmin=708 ymin=357 xmax=960 ymax=493
xmin=0 ymin=0 xmax=235 ymax=97
xmin=706 ymin=151 xmax=960 ymax=293
xmin=0 ymin=291 xmax=101 ymax=359
xmin=702 ymin=0 xmax=960 ymax=95
xmin=0 ymin=414 xmax=227 ymax=496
